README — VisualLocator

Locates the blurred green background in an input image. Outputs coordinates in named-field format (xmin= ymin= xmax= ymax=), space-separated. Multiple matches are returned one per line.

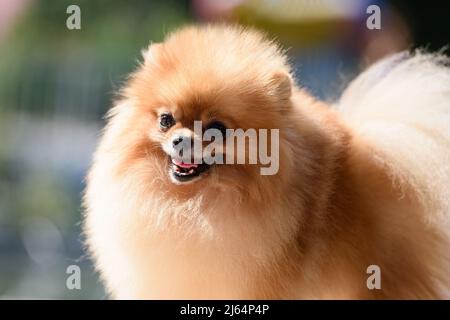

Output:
xmin=0 ymin=0 xmax=448 ymax=299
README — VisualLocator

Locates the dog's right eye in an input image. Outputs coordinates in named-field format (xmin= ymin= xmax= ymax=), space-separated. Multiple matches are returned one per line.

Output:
xmin=159 ymin=113 xmax=175 ymax=130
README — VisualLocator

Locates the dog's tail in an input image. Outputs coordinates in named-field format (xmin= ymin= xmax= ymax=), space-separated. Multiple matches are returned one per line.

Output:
xmin=336 ymin=51 xmax=450 ymax=221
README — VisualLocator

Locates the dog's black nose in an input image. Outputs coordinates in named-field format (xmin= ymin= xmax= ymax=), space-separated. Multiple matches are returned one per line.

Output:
xmin=172 ymin=136 xmax=183 ymax=147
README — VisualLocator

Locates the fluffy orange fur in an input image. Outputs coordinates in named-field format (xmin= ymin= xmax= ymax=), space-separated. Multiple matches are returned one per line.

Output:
xmin=84 ymin=25 xmax=450 ymax=299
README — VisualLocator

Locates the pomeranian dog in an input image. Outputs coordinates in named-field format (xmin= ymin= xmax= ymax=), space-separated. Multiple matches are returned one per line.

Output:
xmin=84 ymin=25 xmax=450 ymax=299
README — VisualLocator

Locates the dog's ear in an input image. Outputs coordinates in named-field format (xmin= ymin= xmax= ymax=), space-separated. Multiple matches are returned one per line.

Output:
xmin=268 ymin=72 xmax=292 ymax=102
xmin=141 ymin=43 xmax=162 ymax=65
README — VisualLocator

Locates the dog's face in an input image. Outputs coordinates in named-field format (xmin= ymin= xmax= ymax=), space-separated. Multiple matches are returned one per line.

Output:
xmin=115 ymin=26 xmax=293 ymax=192
xmin=151 ymin=105 xmax=235 ymax=185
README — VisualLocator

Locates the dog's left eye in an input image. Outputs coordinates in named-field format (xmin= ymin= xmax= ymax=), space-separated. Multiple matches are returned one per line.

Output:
xmin=206 ymin=121 xmax=227 ymax=136
xmin=160 ymin=113 xmax=175 ymax=130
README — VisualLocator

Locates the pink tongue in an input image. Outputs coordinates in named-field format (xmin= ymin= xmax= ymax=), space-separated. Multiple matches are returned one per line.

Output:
xmin=172 ymin=158 xmax=198 ymax=169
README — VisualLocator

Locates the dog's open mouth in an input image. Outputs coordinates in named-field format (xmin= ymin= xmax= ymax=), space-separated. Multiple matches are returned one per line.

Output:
xmin=169 ymin=157 xmax=211 ymax=183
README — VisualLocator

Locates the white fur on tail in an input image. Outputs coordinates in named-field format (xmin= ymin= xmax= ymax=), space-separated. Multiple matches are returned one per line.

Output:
xmin=337 ymin=51 xmax=450 ymax=223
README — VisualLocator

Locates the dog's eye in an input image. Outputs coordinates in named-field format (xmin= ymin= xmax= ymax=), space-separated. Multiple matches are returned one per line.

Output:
xmin=206 ymin=121 xmax=227 ymax=136
xmin=159 ymin=113 xmax=175 ymax=130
